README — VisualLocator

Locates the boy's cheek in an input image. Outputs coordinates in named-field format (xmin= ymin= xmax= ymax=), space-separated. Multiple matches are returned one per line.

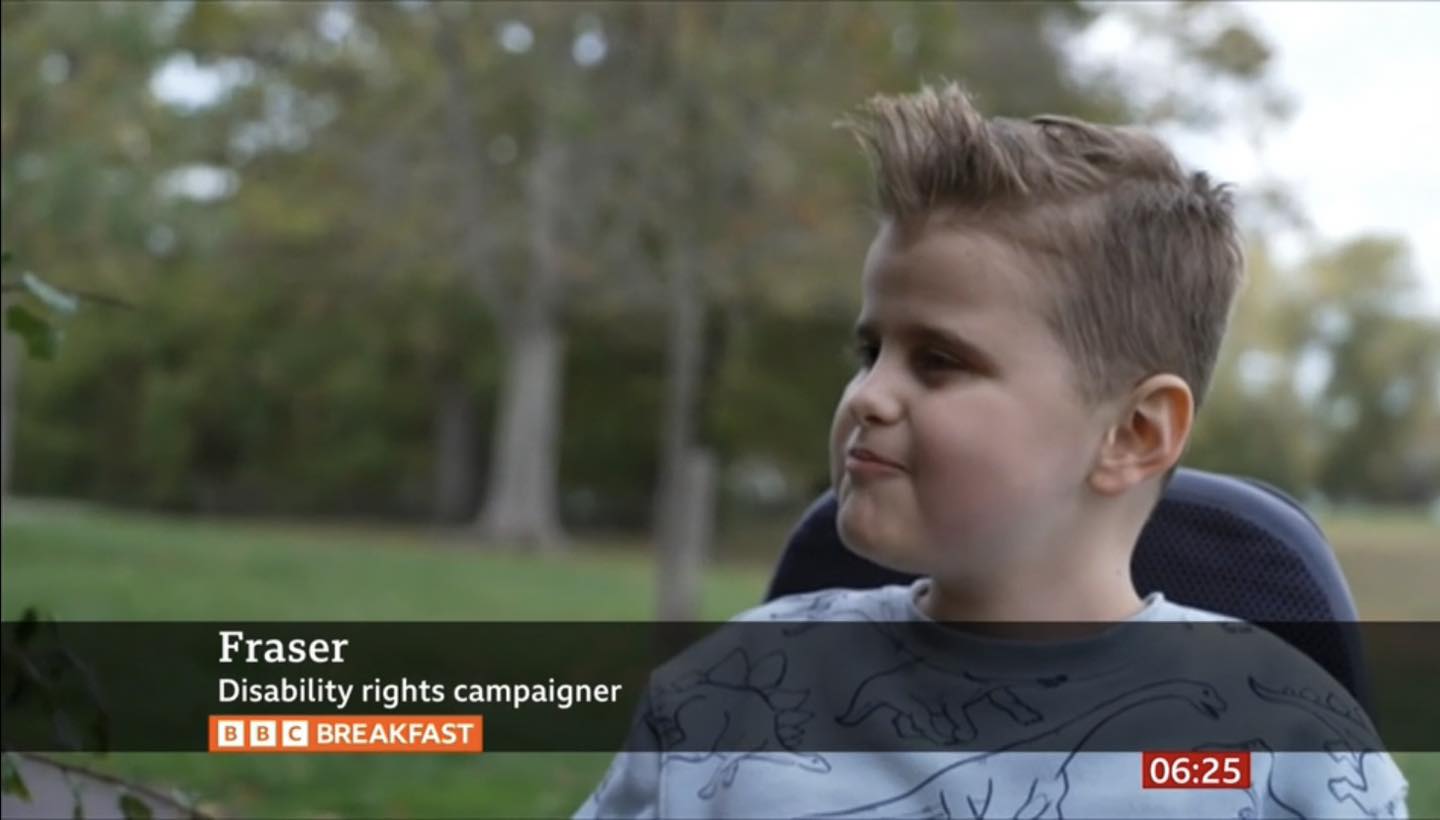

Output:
xmin=828 ymin=400 xmax=857 ymax=491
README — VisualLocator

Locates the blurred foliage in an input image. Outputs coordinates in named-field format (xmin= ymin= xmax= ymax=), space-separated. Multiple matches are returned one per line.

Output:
xmin=2 ymin=0 xmax=1435 ymax=538
xmin=1187 ymin=238 xmax=1440 ymax=505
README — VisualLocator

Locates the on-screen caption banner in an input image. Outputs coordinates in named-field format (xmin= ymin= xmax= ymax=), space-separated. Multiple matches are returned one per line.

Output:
xmin=1 ymin=621 xmax=1435 ymax=753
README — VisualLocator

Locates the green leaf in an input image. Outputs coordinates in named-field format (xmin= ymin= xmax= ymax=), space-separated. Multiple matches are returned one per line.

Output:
xmin=4 ymin=304 xmax=59 ymax=360
xmin=119 ymin=793 xmax=153 ymax=820
xmin=0 ymin=753 xmax=32 ymax=801
xmin=0 ymin=250 xmax=12 ymax=268
xmin=23 ymin=271 xmax=80 ymax=315
xmin=61 ymin=766 xmax=85 ymax=819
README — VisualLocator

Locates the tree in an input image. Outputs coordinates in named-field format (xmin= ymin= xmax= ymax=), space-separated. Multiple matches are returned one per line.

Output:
xmin=1303 ymin=238 xmax=1440 ymax=503
xmin=1 ymin=0 xmax=194 ymax=502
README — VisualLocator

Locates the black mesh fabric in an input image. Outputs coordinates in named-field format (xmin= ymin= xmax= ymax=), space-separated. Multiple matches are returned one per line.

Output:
xmin=765 ymin=468 xmax=1371 ymax=709
xmin=1133 ymin=500 xmax=1339 ymax=620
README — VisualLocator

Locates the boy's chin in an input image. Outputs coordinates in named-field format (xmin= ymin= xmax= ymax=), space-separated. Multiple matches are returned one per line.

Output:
xmin=836 ymin=511 xmax=928 ymax=576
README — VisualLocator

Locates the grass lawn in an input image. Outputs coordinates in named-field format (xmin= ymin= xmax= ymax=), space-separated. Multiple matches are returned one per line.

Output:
xmin=0 ymin=499 xmax=763 ymax=819
xmin=1321 ymin=509 xmax=1440 ymax=620
xmin=3 ymin=497 xmax=1436 ymax=817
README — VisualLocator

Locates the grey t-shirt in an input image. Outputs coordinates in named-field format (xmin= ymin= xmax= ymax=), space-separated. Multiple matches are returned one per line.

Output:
xmin=577 ymin=582 xmax=1409 ymax=819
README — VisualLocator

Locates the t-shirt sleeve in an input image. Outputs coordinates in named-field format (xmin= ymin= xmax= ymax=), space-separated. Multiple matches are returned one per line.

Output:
xmin=1265 ymin=750 xmax=1409 ymax=819
xmin=574 ymin=675 xmax=664 ymax=819
xmin=1234 ymin=627 xmax=1410 ymax=819
xmin=573 ymin=751 xmax=662 ymax=820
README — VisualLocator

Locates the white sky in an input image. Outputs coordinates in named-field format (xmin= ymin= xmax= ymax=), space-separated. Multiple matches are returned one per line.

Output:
xmin=1139 ymin=2 xmax=1440 ymax=316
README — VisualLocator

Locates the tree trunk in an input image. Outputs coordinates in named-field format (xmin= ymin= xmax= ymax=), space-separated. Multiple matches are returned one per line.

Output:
xmin=436 ymin=22 xmax=570 ymax=550
xmin=657 ymin=446 xmax=716 ymax=622
xmin=655 ymin=246 xmax=710 ymax=619
xmin=474 ymin=132 xmax=569 ymax=551
xmin=431 ymin=379 xmax=477 ymax=523
xmin=476 ymin=315 xmax=566 ymax=550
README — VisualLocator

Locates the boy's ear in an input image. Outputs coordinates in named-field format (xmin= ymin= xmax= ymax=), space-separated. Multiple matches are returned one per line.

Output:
xmin=1089 ymin=374 xmax=1194 ymax=497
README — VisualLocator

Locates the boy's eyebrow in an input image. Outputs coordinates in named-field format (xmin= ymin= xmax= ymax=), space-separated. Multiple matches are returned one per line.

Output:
xmin=854 ymin=319 xmax=998 ymax=370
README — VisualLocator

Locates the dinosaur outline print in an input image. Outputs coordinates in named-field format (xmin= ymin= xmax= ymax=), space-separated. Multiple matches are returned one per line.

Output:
xmin=810 ymin=678 xmax=1228 ymax=819
xmin=836 ymin=656 xmax=1070 ymax=746
xmin=1248 ymin=677 xmax=1406 ymax=818
xmin=646 ymin=647 xmax=831 ymax=799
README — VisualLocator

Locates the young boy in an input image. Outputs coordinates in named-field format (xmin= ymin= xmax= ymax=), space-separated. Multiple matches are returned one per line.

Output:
xmin=576 ymin=84 xmax=1409 ymax=819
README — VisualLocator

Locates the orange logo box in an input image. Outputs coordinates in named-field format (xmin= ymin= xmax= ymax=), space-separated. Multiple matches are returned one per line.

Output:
xmin=209 ymin=715 xmax=484 ymax=753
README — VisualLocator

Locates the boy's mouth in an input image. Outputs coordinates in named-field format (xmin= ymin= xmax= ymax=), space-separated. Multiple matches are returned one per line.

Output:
xmin=846 ymin=446 xmax=907 ymax=475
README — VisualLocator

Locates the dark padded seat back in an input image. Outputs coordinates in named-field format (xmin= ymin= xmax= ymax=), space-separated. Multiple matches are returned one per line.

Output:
xmin=766 ymin=468 xmax=1371 ymax=709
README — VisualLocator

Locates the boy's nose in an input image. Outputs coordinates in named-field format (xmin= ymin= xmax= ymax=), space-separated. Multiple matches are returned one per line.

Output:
xmin=847 ymin=366 xmax=903 ymax=426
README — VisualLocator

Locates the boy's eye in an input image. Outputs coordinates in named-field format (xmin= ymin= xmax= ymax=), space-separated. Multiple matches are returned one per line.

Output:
xmin=850 ymin=340 xmax=880 ymax=368
xmin=849 ymin=342 xmax=965 ymax=374
xmin=915 ymin=349 xmax=963 ymax=371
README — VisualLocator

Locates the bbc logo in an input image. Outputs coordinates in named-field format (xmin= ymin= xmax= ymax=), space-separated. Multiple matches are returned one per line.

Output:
xmin=214 ymin=718 xmax=310 ymax=749
xmin=209 ymin=714 xmax=484 ymax=753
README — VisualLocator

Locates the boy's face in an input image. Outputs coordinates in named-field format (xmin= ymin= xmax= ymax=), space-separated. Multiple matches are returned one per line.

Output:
xmin=829 ymin=221 xmax=1113 ymax=580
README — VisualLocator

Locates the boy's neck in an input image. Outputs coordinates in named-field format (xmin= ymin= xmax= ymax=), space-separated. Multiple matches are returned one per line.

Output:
xmin=916 ymin=544 xmax=1144 ymax=627
xmin=915 ymin=493 xmax=1156 ymax=628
